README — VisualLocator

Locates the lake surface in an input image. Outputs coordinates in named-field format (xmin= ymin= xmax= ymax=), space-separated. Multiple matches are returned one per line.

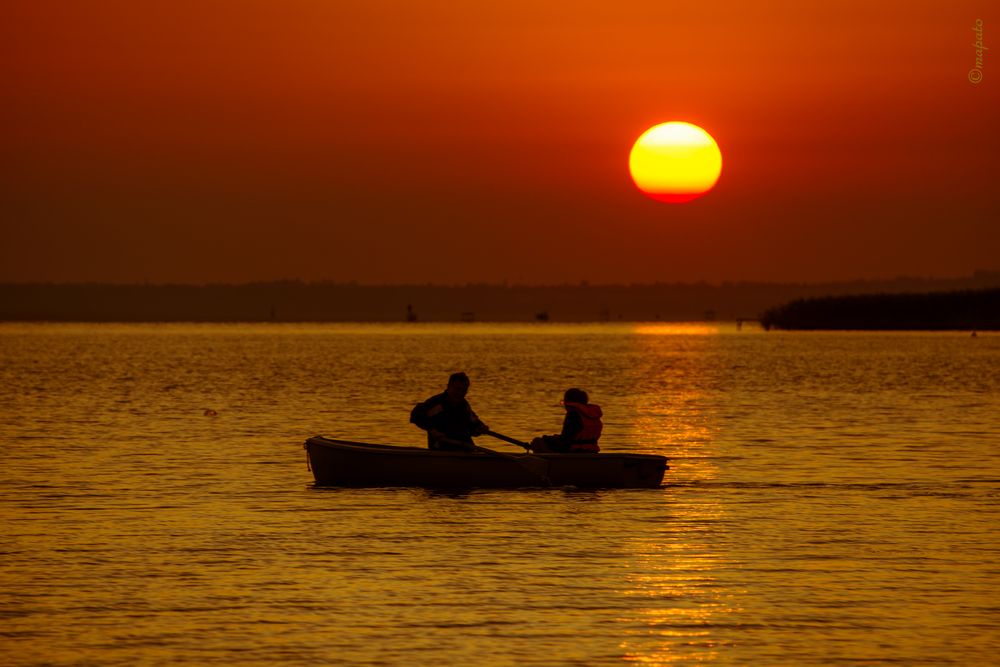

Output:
xmin=2 ymin=323 xmax=998 ymax=665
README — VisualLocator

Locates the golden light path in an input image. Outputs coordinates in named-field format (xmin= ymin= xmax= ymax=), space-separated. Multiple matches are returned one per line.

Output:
xmin=629 ymin=122 xmax=722 ymax=203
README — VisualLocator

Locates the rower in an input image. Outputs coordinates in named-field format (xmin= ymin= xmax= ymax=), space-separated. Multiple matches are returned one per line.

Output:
xmin=409 ymin=372 xmax=490 ymax=451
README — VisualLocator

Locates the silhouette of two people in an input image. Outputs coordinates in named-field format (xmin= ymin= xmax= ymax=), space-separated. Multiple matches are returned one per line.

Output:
xmin=411 ymin=374 xmax=603 ymax=454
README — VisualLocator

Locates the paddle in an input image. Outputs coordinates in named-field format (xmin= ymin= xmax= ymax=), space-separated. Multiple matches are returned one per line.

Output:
xmin=480 ymin=430 xmax=551 ymax=485
xmin=436 ymin=433 xmax=550 ymax=485
xmin=483 ymin=430 xmax=532 ymax=450
xmin=476 ymin=444 xmax=550 ymax=485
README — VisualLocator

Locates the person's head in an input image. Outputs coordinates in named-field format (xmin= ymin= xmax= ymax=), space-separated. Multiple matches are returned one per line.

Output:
xmin=446 ymin=372 xmax=470 ymax=401
xmin=563 ymin=388 xmax=588 ymax=406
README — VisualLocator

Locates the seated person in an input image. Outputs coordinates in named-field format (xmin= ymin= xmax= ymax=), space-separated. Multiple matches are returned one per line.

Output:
xmin=531 ymin=388 xmax=602 ymax=453
xmin=410 ymin=372 xmax=489 ymax=451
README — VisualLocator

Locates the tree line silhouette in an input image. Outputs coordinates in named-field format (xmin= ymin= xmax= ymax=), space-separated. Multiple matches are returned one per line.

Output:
xmin=760 ymin=288 xmax=1000 ymax=330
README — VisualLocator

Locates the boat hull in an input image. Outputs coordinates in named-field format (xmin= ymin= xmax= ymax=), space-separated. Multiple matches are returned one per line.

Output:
xmin=304 ymin=436 xmax=668 ymax=489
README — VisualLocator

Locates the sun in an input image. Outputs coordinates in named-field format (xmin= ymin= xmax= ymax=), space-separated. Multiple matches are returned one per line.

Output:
xmin=629 ymin=122 xmax=722 ymax=203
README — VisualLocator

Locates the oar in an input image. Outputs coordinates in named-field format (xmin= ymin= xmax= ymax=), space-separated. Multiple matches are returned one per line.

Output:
xmin=480 ymin=430 xmax=551 ymax=485
xmin=475 ymin=444 xmax=550 ymax=485
xmin=483 ymin=430 xmax=532 ymax=450
xmin=437 ymin=434 xmax=550 ymax=485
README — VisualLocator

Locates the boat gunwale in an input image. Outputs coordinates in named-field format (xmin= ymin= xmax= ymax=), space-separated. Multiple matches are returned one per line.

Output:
xmin=306 ymin=435 xmax=668 ymax=463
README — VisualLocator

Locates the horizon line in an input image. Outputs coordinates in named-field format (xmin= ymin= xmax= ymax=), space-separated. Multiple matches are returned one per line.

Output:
xmin=1 ymin=271 xmax=999 ymax=290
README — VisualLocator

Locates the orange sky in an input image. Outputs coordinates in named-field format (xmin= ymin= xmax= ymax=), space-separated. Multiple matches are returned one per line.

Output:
xmin=2 ymin=0 xmax=997 ymax=284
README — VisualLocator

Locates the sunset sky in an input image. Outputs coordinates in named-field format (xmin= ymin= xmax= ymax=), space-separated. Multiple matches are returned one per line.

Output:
xmin=3 ymin=1 xmax=997 ymax=285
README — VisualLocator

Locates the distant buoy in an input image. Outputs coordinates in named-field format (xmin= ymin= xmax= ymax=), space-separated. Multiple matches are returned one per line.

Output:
xmin=204 ymin=409 xmax=218 ymax=417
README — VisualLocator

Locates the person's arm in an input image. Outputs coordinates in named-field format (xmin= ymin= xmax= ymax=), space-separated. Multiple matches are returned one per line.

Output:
xmin=472 ymin=415 xmax=490 ymax=435
xmin=469 ymin=406 xmax=489 ymax=435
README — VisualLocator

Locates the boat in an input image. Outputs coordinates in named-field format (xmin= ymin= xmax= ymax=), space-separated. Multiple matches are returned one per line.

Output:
xmin=304 ymin=436 xmax=668 ymax=489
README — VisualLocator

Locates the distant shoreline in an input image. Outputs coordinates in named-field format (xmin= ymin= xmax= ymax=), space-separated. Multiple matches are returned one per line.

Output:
xmin=2 ymin=273 xmax=999 ymax=324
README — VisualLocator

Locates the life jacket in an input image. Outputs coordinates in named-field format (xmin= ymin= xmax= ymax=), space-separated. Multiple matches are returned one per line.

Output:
xmin=564 ymin=402 xmax=603 ymax=452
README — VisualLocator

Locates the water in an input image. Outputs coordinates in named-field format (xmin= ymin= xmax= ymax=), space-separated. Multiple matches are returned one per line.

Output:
xmin=2 ymin=323 xmax=998 ymax=665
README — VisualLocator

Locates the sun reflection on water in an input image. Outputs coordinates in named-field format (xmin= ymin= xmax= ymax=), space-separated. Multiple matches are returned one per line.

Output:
xmin=615 ymin=328 xmax=741 ymax=663
xmin=632 ymin=323 xmax=721 ymax=336
xmin=618 ymin=513 xmax=745 ymax=664
xmin=615 ymin=329 xmax=721 ymax=483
